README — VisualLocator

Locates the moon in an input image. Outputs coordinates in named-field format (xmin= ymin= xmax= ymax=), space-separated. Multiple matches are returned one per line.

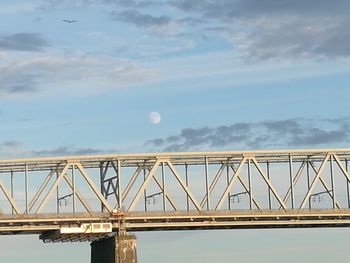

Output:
xmin=149 ymin=112 xmax=161 ymax=124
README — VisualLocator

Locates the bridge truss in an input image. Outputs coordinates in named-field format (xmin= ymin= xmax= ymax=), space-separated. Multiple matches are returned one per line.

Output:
xmin=1 ymin=149 xmax=350 ymax=241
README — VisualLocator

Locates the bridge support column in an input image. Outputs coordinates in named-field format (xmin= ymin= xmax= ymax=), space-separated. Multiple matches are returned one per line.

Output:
xmin=91 ymin=234 xmax=137 ymax=263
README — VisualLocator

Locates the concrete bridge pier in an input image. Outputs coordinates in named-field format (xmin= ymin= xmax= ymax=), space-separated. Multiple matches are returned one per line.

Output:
xmin=91 ymin=234 xmax=137 ymax=263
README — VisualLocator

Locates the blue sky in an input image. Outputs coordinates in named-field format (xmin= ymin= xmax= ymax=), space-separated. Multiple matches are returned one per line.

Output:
xmin=1 ymin=0 xmax=350 ymax=156
xmin=1 ymin=0 xmax=350 ymax=262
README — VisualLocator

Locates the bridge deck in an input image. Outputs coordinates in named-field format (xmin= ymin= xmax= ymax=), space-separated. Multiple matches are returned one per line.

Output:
xmin=1 ymin=209 xmax=350 ymax=239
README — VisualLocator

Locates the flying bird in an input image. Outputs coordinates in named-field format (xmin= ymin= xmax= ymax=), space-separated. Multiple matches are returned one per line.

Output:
xmin=63 ymin=19 xmax=78 ymax=23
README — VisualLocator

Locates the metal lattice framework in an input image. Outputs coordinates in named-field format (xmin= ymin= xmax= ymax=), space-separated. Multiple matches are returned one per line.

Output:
xmin=1 ymin=148 xmax=350 ymax=240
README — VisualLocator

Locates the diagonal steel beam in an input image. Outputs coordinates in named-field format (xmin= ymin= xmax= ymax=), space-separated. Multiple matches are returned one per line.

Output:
xmin=166 ymin=161 xmax=202 ymax=211
xmin=236 ymin=172 xmax=261 ymax=209
xmin=122 ymin=166 xmax=143 ymax=202
xmin=128 ymin=160 xmax=161 ymax=211
xmin=152 ymin=175 xmax=178 ymax=211
xmin=29 ymin=170 xmax=55 ymax=212
xmin=111 ymin=160 xmax=121 ymax=205
xmin=101 ymin=161 xmax=111 ymax=195
xmin=309 ymin=161 xmax=341 ymax=208
xmin=251 ymin=158 xmax=287 ymax=209
xmin=76 ymin=163 xmax=112 ymax=213
xmin=299 ymin=154 xmax=330 ymax=209
xmin=215 ymin=157 xmax=247 ymax=210
xmin=63 ymin=174 xmax=92 ymax=212
xmin=35 ymin=163 xmax=70 ymax=214
xmin=333 ymin=154 xmax=350 ymax=183
xmin=333 ymin=154 xmax=350 ymax=208
xmin=0 ymin=178 xmax=20 ymax=214
xmin=144 ymin=166 xmax=178 ymax=211
xmin=282 ymin=161 xmax=306 ymax=206
xmin=229 ymin=165 xmax=261 ymax=209
xmin=200 ymin=163 xmax=225 ymax=208
xmin=110 ymin=161 xmax=119 ymax=175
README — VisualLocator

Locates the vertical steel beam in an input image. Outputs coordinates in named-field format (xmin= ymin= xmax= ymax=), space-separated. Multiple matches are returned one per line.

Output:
xmin=185 ymin=163 xmax=189 ymax=211
xmin=226 ymin=165 xmax=230 ymax=210
xmin=72 ymin=165 xmax=76 ymax=213
xmin=289 ymin=155 xmax=295 ymax=209
xmin=347 ymin=159 xmax=350 ymax=208
xmin=99 ymin=162 xmax=104 ymax=212
xmin=307 ymin=161 xmax=311 ymax=209
xmin=25 ymin=163 xmax=28 ymax=214
xmin=117 ymin=159 xmax=122 ymax=209
xmin=10 ymin=170 xmax=14 ymax=215
xmin=56 ymin=166 xmax=59 ymax=214
xmin=266 ymin=161 xmax=271 ymax=209
xmin=143 ymin=168 xmax=147 ymax=212
xmin=161 ymin=162 xmax=166 ymax=211
xmin=204 ymin=157 xmax=210 ymax=210
xmin=247 ymin=159 xmax=252 ymax=210
xmin=330 ymin=155 xmax=336 ymax=209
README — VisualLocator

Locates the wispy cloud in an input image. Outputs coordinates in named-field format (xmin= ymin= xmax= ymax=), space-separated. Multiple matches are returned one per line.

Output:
xmin=0 ymin=53 xmax=157 ymax=96
xmin=103 ymin=0 xmax=162 ymax=8
xmin=0 ymin=142 xmax=117 ymax=159
xmin=112 ymin=9 xmax=171 ymax=28
xmin=42 ymin=0 xmax=350 ymax=60
xmin=0 ymin=33 xmax=49 ymax=52
xmin=170 ymin=0 xmax=350 ymax=19
xmin=42 ymin=0 xmax=161 ymax=9
xmin=145 ymin=118 xmax=350 ymax=151
xmin=31 ymin=146 xmax=109 ymax=156
xmin=0 ymin=140 xmax=25 ymax=158
xmin=170 ymin=0 xmax=350 ymax=60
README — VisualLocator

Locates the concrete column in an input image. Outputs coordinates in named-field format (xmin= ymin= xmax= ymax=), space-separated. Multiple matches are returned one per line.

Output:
xmin=91 ymin=234 xmax=137 ymax=263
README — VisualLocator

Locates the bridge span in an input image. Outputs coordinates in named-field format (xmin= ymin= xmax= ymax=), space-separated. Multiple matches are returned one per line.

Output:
xmin=1 ymin=148 xmax=350 ymax=262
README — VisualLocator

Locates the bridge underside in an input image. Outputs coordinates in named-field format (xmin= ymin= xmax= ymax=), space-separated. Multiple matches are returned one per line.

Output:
xmin=0 ymin=209 xmax=350 ymax=242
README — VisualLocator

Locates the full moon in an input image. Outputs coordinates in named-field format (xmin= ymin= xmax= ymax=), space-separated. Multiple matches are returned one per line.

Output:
xmin=149 ymin=112 xmax=161 ymax=124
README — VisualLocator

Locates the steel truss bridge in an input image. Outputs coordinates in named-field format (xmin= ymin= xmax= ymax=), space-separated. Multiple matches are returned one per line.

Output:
xmin=1 ymin=149 xmax=350 ymax=242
